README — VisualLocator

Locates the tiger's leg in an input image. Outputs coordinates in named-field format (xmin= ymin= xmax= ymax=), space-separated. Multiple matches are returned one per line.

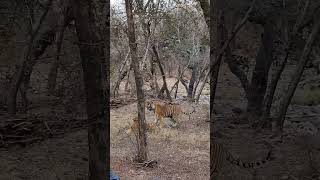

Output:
xmin=171 ymin=115 xmax=178 ymax=127
xmin=154 ymin=114 xmax=160 ymax=127
xmin=155 ymin=115 xmax=164 ymax=129
xmin=159 ymin=116 xmax=165 ymax=128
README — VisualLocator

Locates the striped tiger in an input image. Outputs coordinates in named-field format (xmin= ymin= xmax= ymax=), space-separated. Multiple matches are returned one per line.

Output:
xmin=126 ymin=116 xmax=157 ymax=135
xmin=145 ymin=100 xmax=195 ymax=128
xmin=211 ymin=141 xmax=274 ymax=179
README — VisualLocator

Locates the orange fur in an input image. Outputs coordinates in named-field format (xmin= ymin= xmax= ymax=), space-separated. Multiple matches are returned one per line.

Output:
xmin=146 ymin=101 xmax=190 ymax=128
xmin=127 ymin=116 xmax=156 ymax=135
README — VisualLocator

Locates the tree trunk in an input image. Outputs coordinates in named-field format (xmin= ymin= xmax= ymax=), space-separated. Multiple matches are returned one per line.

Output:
xmin=7 ymin=0 xmax=54 ymax=114
xmin=197 ymin=0 xmax=209 ymax=26
xmin=208 ymin=0 xmax=256 ymax=116
xmin=125 ymin=0 xmax=148 ymax=162
xmin=150 ymin=55 xmax=159 ymax=95
xmin=187 ymin=64 xmax=198 ymax=101
xmin=192 ymin=61 xmax=208 ymax=99
xmin=113 ymin=50 xmax=130 ymax=97
xmin=73 ymin=0 xmax=108 ymax=179
xmin=47 ymin=25 xmax=66 ymax=95
xmin=225 ymin=46 xmax=250 ymax=97
xmin=152 ymin=45 xmax=172 ymax=101
xmin=277 ymin=16 xmax=320 ymax=132
xmin=129 ymin=68 xmax=136 ymax=95
xmin=260 ymin=0 xmax=310 ymax=128
xmin=211 ymin=9 xmax=226 ymax=105
xmin=259 ymin=18 xmax=288 ymax=128
xmin=125 ymin=60 xmax=131 ymax=92
xmin=195 ymin=68 xmax=210 ymax=102
xmin=247 ymin=19 xmax=275 ymax=120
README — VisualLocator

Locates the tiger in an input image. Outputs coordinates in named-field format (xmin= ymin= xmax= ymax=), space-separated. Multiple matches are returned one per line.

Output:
xmin=145 ymin=100 xmax=196 ymax=128
xmin=211 ymin=141 xmax=274 ymax=179
xmin=126 ymin=116 xmax=157 ymax=135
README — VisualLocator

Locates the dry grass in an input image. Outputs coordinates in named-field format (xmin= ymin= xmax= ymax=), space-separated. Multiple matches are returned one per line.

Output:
xmin=110 ymin=78 xmax=210 ymax=179
xmin=110 ymin=101 xmax=210 ymax=179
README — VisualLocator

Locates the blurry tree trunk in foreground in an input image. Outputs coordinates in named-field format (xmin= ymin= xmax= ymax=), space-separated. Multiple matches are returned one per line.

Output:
xmin=73 ymin=0 xmax=108 ymax=179
xmin=125 ymin=0 xmax=148 ymax=162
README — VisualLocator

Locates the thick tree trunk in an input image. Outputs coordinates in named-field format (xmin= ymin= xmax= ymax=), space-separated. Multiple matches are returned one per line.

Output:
xmin=247 ymin=19 xmax=275 ymax=119
xmin=277 ymin=17 xmax=320 ymax=132
xmin=73 ymin=0 xmax=108 ymax=179
xmin=125 ymin=0 xmax=148 ymax=162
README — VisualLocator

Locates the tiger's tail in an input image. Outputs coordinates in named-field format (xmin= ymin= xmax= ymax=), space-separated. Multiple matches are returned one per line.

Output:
xmin=182 ymin=106 xmax=196 ymax=120
xmin=225 ymin=146 xmax=274 ymax=168
xmin=182 ymin=105 xmax=196 ymax=115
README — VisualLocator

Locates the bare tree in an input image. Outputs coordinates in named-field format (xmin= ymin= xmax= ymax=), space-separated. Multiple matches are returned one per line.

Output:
xmin=152 ymin=45 xmax=172 ymax=101
xmin=7 ymin=0 xmax=54 ymax=114
xmin=197 ymin=0 xmax=255 ymax=109
xmin=112 ymin=49 xmax=130 ymax=97
xmin=258 ymin=0 xmax=311 ymax=128
xmin=125 ymin=0 xmax=148 ymax=162
xmin=276 ymin=11 xmax=320 ymax=133
xmin=47 ymin=2 xmax=67 ymax=95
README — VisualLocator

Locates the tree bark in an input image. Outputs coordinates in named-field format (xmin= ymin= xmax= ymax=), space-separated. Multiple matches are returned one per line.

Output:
xmin=7 ymin=0 xmax=54 ymax=114
xmin=260 ymin=0 xmax=310 ymax=128
xmin=192 ymin=60 xmax=208 ymax=99
xmin=246 ymin=19 xmax=275 ymax=119
xmin=195 ymin=68 xmax=210 ymax=103
xmin=187 ymin=63 xmax=198 ymax=100
xmin=129 ymin=68 xmax=136 ymax=95
xmin=125 ymin=0 xmax=148 ymax=162
xmin=152 ymin=45 xmax=172 ymax=101
xmin=73 ymin=0 xmax=108 ymax=179
xmin=47 ymin=24 xmax=66 ymax=95
xmin=197 ymin=0 xmax=209 ymax=26
xmin=150 ymin=55 xmax=160 ymax=94
xmin=211 ymin=8 xmax=226 ymax=105
xmin=113 ymin=49 xmax=130 ymax=97
xmin=225 ymin=46 xmax=251 ymax=97
xmin=277 ymin=16 xmax=320 ymax=132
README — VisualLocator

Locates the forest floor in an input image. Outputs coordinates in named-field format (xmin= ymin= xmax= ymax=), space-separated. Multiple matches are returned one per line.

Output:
xmin=110 ymin=77 xmax=210 ymax=179
xmin=211 ymin=65 xmax=320 ymax=180
xmin=0 ymin=77 xmax=210 ymax=180
xmin=0 ymin=65 xmax=320 ymax=179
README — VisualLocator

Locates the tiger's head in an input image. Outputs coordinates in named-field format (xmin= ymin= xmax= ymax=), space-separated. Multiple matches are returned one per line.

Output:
xmin=145 ymin=100 xmax=155 ymax=111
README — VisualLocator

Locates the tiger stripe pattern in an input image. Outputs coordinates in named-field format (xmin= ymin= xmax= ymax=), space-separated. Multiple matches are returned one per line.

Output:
xmin=211 ymin=141 xmax=273 ymax=179
xmin=145 ymin=100 xmax=195 ymax=128
xmin=126 ymin=116 xmax=156 ymax=135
